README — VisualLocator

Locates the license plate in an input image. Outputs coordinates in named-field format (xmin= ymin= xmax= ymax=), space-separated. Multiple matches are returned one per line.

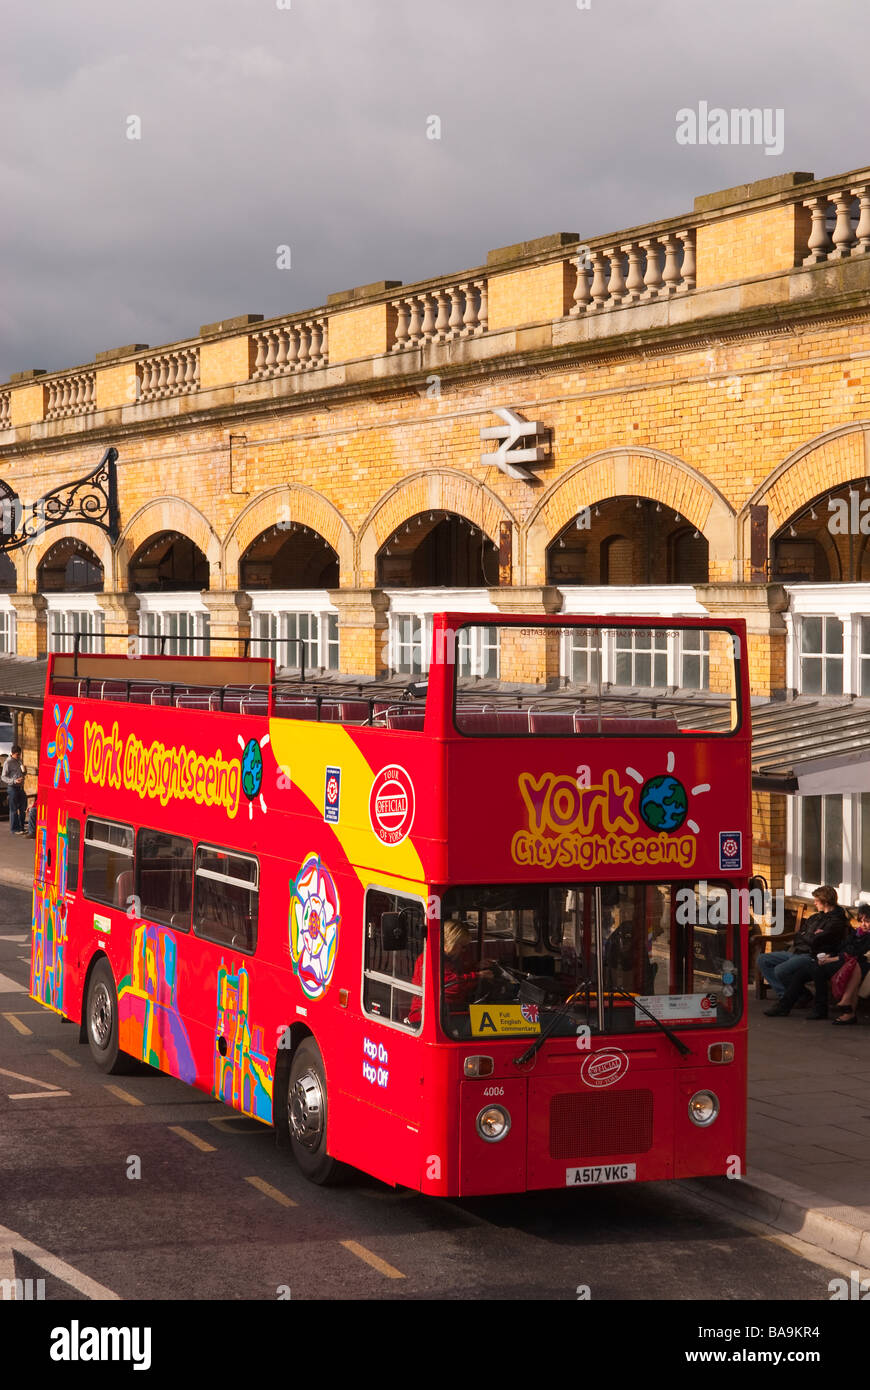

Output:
xmin=566 ymin=1163 xmax=636 ymax=1186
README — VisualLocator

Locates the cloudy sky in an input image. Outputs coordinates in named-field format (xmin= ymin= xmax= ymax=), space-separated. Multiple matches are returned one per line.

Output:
xmin=2 ymin=0 xmax=868 ymax=382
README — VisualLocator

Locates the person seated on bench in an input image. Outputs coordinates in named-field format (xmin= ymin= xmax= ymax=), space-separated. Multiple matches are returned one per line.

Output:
xmin=760 ymin=885 xmax=848 ymax=1004
xmin=831 ymin=902 xmax=870 ymax=1026
xmin=764 ymin=886 xmax=850 ymax=1018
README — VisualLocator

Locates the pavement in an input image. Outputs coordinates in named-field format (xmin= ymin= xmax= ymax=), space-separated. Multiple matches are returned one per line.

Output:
xmin=2 ymin=828 xmax=867 ymax=1267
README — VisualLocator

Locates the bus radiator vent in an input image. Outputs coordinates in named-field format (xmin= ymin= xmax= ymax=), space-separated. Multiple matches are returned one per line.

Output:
xmin=549 ymin=1090 xmax=654 ymax=1160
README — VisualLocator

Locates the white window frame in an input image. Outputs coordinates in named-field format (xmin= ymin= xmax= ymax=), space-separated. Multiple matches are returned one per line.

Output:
xmin=786 ymin=792 xmax=857 ymax=904
xmin=0 ymin=597 xmax=16 ymax=654
xmin=137 ymin=592 xmax=210 ymax=657
xmin=384 ymin=588 xmax=499 ymax=679
xmin=247 ymin=590 xmax=339 ymax=673
xmin=43 ymin=592 xmax=104 ymax=655
xmin=784 ymin=584 xmax=870 ymax=696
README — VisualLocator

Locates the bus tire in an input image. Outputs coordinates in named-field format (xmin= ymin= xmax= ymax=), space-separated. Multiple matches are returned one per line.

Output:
xmin=85 ymin=959 xmax=136 ymax=1075
xmin=284 ymin=1039 xmax=345 ymax=1185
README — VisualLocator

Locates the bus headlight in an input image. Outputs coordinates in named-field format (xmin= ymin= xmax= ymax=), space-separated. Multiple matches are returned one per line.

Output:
xmin=476 ymin=1104 xmax=511 ymax=1142
xmin=688 ymin=1090 xmax=720 ymax=1127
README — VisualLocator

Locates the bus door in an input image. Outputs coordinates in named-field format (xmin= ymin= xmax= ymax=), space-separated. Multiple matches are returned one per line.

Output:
xmin=179 ymin=842 xmax=269 ymax=1116
xmin=334 ymin=884 xmax=427 ymax=1187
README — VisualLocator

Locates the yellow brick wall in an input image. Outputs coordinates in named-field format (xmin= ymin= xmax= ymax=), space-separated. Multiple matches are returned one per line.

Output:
xmin=488 ymin=260 xmax=575 ymax=331
xmin=695 ymin=203 xmax=810 ymax=286
xmin=200 ymin=335 xmax=255 ymax=391
xmin=328 ymin=303 xmax=395 ymax=363
xmin=96 ymin=362 xmax=138 ymax=410
xmin=10 ymin=382 xmax=46 ymax=428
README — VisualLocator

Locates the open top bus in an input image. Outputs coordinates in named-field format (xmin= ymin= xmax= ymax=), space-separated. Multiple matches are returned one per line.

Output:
xmin=30 ymin=612 xmax=750 ymax=1195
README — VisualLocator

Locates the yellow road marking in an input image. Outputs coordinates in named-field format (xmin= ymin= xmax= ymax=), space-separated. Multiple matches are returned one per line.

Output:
xmin=2 ymin=1014 xmax=32 ymax=1036
xmin=48 ymin=1049 xmax=80 ymax=1068
xmin=104 ymin=1084 xmax=143 ymax=1106
xmin=9 ymin=1090 xmax=71 ymax=1100
xmin=340 ymin=1240 xmax=405 ymax=1279
xmin=244 ymin=1176 xmax=297 ymax=1207
xmin=169 ymin=1125 xmax=216 ymax=1153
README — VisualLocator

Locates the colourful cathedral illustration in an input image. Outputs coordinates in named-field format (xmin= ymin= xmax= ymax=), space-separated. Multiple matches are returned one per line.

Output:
xmin=117 ymin=922 xmax=197 ymax=1083
xmin=214 ymin=963 xmax=273 ymax=1121
xmin=30 ymin=808 xmax=68 ymax=1014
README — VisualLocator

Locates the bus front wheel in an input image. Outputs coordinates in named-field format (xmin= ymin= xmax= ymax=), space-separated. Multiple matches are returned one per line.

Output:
xmin=85 ymin=960 xmax=136 ymax=1075
xmin=285 ymin=1039 xmax=344 ymax=1185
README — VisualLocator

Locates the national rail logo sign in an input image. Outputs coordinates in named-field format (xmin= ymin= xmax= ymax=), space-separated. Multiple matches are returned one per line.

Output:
xmin=369 ymin=765 xmax=415 ymax=846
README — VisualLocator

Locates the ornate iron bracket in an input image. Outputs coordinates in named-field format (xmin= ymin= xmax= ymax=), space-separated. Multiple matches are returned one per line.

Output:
xmin=0 ymin=446 xmax=119 ymax=554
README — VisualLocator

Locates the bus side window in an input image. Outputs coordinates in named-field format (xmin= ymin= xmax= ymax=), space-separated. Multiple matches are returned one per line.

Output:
xmin=82 ymin=819 xmax=134 ymax=908
xmin=193 ymin=846 xmax=259 ymax=954
xmin=363 ymin=888 xmax=425 ymax=1031
xmin=65 ymin=818 xmax=81 ymax=893
xmin=136 ymin=827 xmax=193 ymax=930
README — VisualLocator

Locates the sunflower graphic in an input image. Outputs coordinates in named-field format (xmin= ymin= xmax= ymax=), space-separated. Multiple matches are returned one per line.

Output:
xmin=47 ymin=705 xmax=74 ymax=787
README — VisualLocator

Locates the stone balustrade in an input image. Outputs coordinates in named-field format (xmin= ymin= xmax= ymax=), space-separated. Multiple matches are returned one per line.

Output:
xmin=137 ymin=347 xmax=200 ymax=401
xmin=250 ymin=317 xmax=328 ymax=378
xmin=801 ymin=182 xmax=870 ymax=264
xmin=571 ymin=230 xmax=696 ymax=315
xmin=390 ymin=279 xmax=487 ymax=350
xmin=3 ymin=163 xmax=869 ymax=429
xmin=44 ymin=371 xmax=97 ymax=419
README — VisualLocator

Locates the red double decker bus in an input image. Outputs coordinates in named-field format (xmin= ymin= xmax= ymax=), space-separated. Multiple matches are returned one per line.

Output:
xmin=30 ymin=613 xmax=750 ymax=1195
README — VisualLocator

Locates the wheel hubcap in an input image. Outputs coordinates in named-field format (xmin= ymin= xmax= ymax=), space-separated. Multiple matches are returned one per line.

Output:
xmin=289 ymin=1069 xmax=324 ymax=1150
xmin=90 ymin=982 xmax=112 ymax=1049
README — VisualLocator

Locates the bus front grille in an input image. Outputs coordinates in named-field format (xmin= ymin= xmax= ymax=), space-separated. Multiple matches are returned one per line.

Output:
xmin=549 ymin=1089 xmax=654 ymax=1159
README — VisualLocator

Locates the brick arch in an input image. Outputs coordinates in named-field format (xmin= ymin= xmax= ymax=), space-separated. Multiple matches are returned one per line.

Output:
xmin=523 ymin=448 xmax=735 ymax=584
xmin=744 ymin=422 xmax=870 ymax=536
xmin=357 ymin=469 xmax=517 ymax=587
xmin=22 ymin=523 xmax=115 ymax=593
xmin=222 ymin=485 xmax=353 ymax=590
xmin=117 ymin=498 xmax=221 ymax=591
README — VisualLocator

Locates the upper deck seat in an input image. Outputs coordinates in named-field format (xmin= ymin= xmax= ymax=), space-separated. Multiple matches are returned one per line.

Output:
xmin=528 ymin=710 xmax=574 ymax=735
xmin=385 ymin=708 xmax=425 ymax=731
xmin=175 ymin=692 xmax=220 ymax=710
xmin=52 ymin=678 xmax=83 ymax=698
xmin=273 ymin=694 xmax=318 ymax=719
xmin=240 ymin=694 xmax=269 ymax=715
xmin=573 ymin=715 xmax=680 ymax=735
xmin=129 ymin=682 xmax=159 ymax=704
xmin=336 ymin=699 xmax=372 ymax=724
xmin=456 ymin=709 xmax=530 ymax=734
xmin=98 ymin=680 xmax=129 ymax=702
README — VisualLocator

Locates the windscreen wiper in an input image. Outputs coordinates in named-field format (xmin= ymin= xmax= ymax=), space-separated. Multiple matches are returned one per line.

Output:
xmin=604 ymin=981 xmax=691 ymax=1057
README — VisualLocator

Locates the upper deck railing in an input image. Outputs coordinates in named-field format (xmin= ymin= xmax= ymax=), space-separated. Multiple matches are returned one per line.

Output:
xmin=46 ymin=614 xmax=745 ymax=738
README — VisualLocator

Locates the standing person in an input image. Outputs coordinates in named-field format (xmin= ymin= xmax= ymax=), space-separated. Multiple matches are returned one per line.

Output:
xmin=2 ymin=744 xmax=27 ymax=835
xmin=764 ymin=886 xmax=850 ymax=1018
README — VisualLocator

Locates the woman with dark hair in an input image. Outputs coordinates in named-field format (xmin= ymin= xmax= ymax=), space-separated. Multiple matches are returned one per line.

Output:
xmin=829 ymin=903 xmax=870 ymax=1026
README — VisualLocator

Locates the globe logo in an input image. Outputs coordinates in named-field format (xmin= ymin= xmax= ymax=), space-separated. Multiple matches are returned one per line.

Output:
xmin=639 ymin=774 xmax=688 ymax=833
xmin=241 ymin=737 xmax=263 ymax=801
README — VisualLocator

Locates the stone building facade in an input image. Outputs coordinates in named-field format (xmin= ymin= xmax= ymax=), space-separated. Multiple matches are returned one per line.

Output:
xmin=1 ymin=165 xmax=869 ymax=902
